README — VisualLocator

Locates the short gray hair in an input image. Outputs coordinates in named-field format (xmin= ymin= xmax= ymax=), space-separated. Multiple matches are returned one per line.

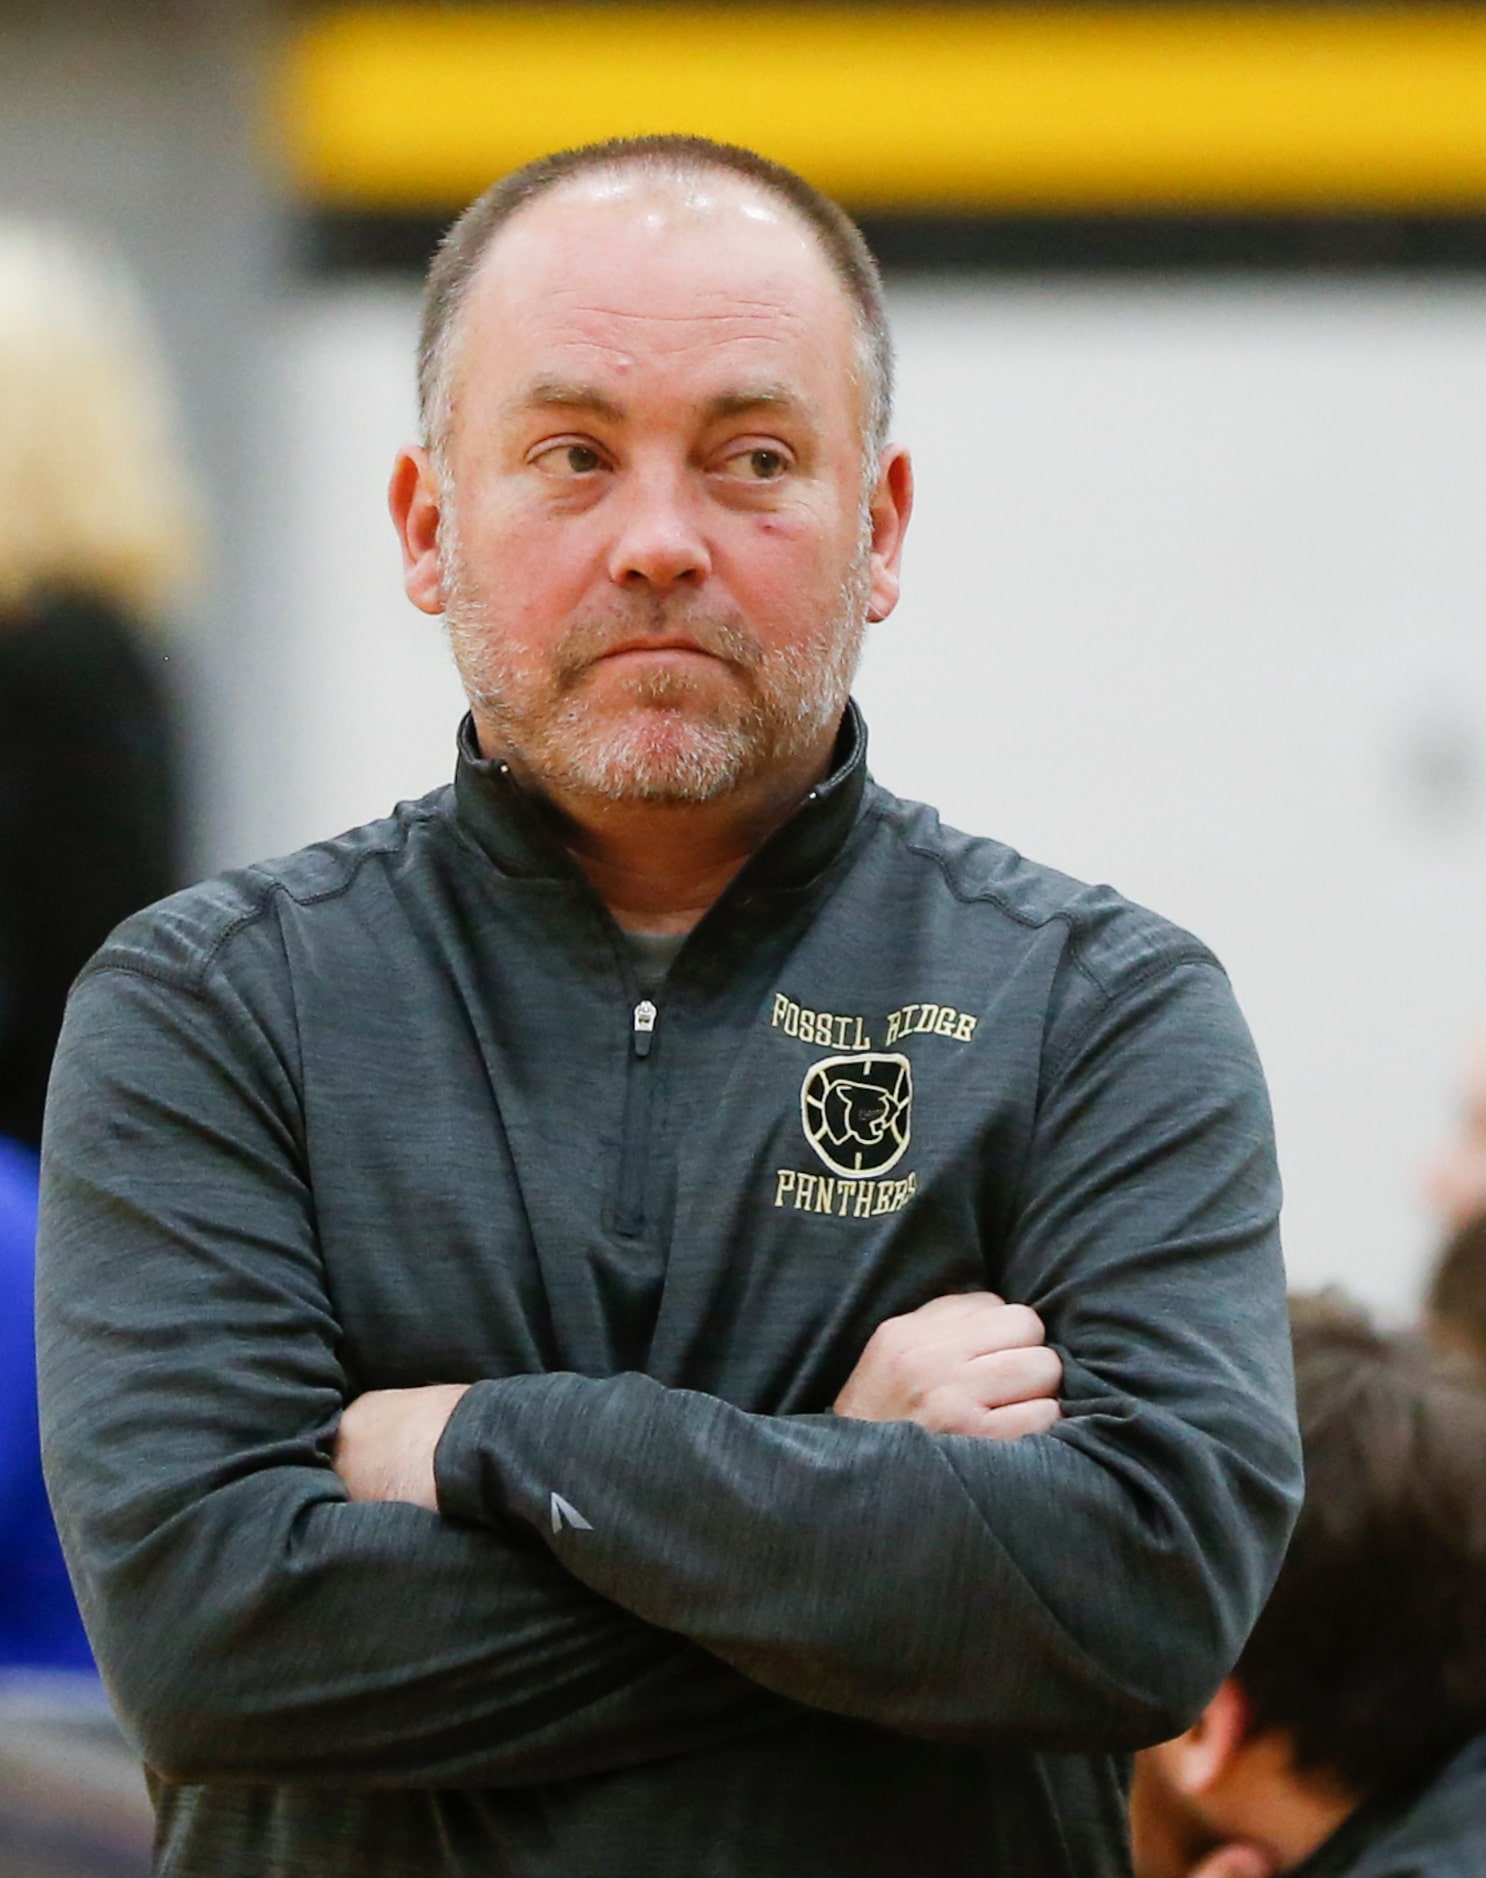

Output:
xmin=418 ymin=135 xmax=893 ymax=469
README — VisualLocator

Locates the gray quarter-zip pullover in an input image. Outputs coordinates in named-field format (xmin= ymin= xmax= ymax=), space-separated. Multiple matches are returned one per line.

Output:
xmin=37 ymin=704 xmax=1300 ymax=1876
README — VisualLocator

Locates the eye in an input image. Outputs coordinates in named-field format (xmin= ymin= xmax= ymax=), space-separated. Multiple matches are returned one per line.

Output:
xmin=724 ymin=446 xmax=790 ymax=482
xmin=533 ymin=441 xmax=606 ymax=477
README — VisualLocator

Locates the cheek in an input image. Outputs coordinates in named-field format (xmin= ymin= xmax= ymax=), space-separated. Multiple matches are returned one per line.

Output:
xmin=731 ymin=531 xmax=829 ymax=623
xmin=738 ymin=501 xmax=857 ymax=579
xmin=459 ymin=501 xmax=598 ymax=604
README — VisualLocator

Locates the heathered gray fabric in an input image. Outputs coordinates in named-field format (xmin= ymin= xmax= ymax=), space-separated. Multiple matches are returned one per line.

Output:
xmin=36 ymin=704 xmax=1300 ymax=1876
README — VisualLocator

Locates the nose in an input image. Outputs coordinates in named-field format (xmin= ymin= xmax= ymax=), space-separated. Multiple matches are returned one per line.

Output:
xmin=606 ymin=464 xmax=712 ymax=593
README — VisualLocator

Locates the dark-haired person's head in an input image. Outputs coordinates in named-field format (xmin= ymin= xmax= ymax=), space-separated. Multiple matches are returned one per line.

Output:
xmin=1130 ymin=1292 xmax=1486 ymax=1878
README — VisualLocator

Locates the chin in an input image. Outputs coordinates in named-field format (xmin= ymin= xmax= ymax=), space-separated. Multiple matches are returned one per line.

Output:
xmin=556 ymin=706 xmax=758 ymax=804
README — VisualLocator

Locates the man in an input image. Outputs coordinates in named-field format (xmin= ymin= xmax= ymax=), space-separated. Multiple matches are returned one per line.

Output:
xmin=1130 ymin=1294 xmax=1486 ymax=1878
xmin=37 ymin=136 xmax=1300 ymax=1876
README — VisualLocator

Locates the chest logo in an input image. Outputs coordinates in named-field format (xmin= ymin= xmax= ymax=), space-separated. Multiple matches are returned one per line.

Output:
xmin=801 ymin=1052 xmax=913 ymax=1178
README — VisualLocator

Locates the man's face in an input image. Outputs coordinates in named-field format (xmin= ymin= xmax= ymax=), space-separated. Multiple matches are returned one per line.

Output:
xmin=413 ymin=171 xmax=905 ymax=805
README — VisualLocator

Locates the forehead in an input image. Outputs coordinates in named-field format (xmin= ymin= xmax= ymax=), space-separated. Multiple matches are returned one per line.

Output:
xmin=455 ymin=171 xmax=860 ymax=407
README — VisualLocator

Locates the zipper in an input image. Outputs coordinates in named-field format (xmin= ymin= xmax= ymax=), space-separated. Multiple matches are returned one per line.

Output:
xmin=615 ymin=997 xmax=659 ymax=1235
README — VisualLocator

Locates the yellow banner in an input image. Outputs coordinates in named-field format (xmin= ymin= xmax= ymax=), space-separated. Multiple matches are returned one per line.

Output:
xmin=280 ymin=6 xmax=1486 ymax=211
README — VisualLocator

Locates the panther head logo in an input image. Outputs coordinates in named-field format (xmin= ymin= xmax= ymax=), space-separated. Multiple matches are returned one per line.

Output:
xmin=800 ymin=1053 xmax=913 ymax=1178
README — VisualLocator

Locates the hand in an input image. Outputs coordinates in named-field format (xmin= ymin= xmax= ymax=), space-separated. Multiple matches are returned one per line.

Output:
xmin=1188 ymin=1846 xmax=1278 ymax=1878
xmin=833 ymin=1292 xmax=1062 ymax=1438
xmin=333 ymin=1383 xmax=470 ymax=1510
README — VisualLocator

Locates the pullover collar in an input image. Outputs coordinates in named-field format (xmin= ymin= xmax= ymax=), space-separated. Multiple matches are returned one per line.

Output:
xmin=452 ymin=699 xmax=871 ymax=897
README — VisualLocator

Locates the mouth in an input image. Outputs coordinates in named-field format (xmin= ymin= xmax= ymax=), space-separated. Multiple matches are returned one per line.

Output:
xmin=595 ymin=637 xmax=718 ymax=662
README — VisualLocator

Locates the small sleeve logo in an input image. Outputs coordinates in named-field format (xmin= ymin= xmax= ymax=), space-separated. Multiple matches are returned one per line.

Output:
xmin=800 ymin=1052 xmax=913 ymax=1178
xmin=549 ymin=1491 xmax=592 ymax=1533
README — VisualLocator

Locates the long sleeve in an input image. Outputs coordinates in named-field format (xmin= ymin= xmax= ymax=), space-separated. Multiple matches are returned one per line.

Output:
xmin=434 ymin=957 xmax=1301 ymax=1750
xmin=36 ymin=963 xmax=792 ymax=1788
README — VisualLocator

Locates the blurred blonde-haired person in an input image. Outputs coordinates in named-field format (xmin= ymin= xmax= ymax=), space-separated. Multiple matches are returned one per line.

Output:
xmin=0 ymin=224 xmax=195 ymax=1150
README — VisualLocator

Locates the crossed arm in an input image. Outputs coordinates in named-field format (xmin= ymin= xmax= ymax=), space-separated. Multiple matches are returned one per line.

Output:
xmin=37 ymin=954 xmax=1300 ymax=1788
xmin=334 ymin=1291 xmax=1064 ymax=1511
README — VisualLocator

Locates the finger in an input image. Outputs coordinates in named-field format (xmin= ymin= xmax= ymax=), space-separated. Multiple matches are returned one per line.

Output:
xmin=864 ymin=1294 xmax=1004 ymax=1373
xmin=896 ymin=1291 xmax=1004 ymax=1324
xmin=961 ymin=1344 xmax=1063 ymax=1409
xmin=886 ymin=1296 xmax=1045 ymax=1366
xmin=930 ymin=1299 xmax=1047 ymax=1363
xmin=970 ymin=1397 xmax=1062 ymax=1441
xmin=845 ymin=1297 xmax=1051 ymax=1425
xmin=908 ymin=1391 xmax=1061 ymax=1439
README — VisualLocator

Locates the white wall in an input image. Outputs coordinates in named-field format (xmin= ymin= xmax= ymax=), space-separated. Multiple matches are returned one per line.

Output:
xmin=249 ymin=276 xmax=1486 ymax=1316
xmin=239 ymin=288 xmax=465 ymax=862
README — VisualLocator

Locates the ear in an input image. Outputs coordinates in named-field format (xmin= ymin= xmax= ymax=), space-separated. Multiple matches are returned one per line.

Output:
xmin=864 ymin=445 xmax=913 ymax=624
xmin=389 ymin=445 xmax=447 ymax=616
xmin=1166 ymin=1680 xmax=1254 ymax=1798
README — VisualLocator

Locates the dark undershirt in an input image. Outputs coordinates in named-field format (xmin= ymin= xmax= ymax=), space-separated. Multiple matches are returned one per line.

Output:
xmin=620 ymin=928 xmax=687 ymax=995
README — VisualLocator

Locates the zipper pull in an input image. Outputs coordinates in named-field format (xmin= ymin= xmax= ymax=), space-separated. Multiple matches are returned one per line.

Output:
xmin=632 ymin=999 xmax=658 ymax=1058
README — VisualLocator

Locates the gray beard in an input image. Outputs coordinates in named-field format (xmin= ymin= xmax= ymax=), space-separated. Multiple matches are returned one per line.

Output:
xmin=440 ymin=525 xmax=869 ymax=806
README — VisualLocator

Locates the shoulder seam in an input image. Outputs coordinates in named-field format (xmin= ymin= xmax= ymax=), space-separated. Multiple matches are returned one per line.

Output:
xmin=891 ymin=826 xmax=1216 ymax=1002
xmin=1044 ymin=946 xmax=1226 ymax=1087
xmin=82 ymin=802 xmax=449 ymax=995
xmin=275 ymin=802 xmax=446 ymax=914
xmin=72 ymin=956 xmax=218 ymax=1003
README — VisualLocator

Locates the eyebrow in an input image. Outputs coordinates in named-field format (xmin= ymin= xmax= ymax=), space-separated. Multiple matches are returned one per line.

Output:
xmin=704 ymin=386 xmax=806 ymax=422
xmin=504 ymin=378 xmax=812 ymax=425
xmin=504 ymin=378 xmax=625 ymax=422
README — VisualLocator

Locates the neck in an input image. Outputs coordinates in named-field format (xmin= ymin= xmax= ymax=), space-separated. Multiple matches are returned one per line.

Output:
xmin=566 ymin=802 xmax=776 ymax=933
xmin=481 ymin=731 xmax=838 ymax=934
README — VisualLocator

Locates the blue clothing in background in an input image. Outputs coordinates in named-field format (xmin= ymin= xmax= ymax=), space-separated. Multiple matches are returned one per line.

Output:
xmin=0 ymin=1133 xmax=92 ymax=1669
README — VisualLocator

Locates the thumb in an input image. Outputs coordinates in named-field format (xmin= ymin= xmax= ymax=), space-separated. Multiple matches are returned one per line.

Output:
xmin=1189 ymin=1844 xmax=1278 ymax=1878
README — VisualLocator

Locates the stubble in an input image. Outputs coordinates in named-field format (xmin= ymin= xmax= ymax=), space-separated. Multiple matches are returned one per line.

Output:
xmin=439 ymin=506 xmax=869 ymax=805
